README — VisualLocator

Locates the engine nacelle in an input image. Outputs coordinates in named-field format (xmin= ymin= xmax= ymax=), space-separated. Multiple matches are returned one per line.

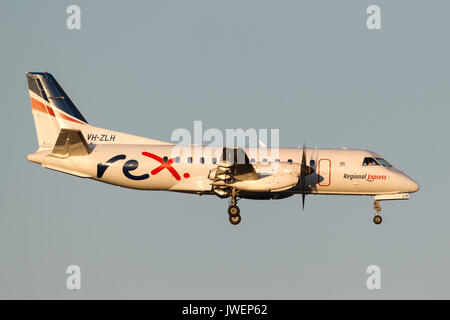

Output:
xmin=227 ymin=162 xmax=300 ymax=192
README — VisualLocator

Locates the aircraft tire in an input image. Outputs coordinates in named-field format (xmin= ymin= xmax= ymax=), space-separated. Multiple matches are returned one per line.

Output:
xmin=228 ymin=205 xmax=240 ymax=217
xmin=373 ymin=215 xmax=382 ymax=225
xmin=229 ymin=215 xmax=241 ymax=225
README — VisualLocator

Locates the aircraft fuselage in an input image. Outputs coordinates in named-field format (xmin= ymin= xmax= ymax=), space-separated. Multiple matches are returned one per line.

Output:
xmin=27 ymin=145 xmax=419 ymax=198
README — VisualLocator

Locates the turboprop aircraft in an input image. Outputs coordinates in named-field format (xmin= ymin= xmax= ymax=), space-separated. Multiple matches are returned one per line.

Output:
xmin=25 ymin=72 xmax=419 ymax=225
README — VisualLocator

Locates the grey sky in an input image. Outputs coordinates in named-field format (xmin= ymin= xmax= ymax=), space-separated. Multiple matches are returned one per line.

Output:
xmin=0 ymin=0 xmax=449 ymax=299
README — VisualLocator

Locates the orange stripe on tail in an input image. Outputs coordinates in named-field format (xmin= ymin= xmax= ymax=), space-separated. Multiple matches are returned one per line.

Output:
xmin=30 ymin=97 xmax=47 ymax=114
xmin=30 ymin=96 xmax=84 ymax=125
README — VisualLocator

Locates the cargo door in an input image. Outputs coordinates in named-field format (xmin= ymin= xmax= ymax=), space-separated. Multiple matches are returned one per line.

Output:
xmin=318 ymin=159 xmax=331 ymax=186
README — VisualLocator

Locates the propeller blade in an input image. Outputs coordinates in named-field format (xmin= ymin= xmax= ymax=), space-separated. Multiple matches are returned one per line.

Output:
xmin=301 ymin=143 xmax=306 ymax=167
xmin=301 ymin=143 xmax=306 ymax=210
xmin=302 ymin=193 xmax=305 ymax=210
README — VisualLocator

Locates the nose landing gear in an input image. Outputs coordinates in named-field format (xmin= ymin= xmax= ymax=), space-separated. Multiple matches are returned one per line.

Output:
xmin=373 ymin=200 xmax=382 ymax=225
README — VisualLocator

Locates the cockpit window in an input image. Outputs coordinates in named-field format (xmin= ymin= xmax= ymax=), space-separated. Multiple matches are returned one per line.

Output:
xmin=362 ymin=157 xmax=380 ymax=166
xmin=376 ymin=158 xmax=392 ymax=168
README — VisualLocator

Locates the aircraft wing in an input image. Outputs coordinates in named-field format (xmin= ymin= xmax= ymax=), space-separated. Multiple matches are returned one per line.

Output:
xmin=209 ymin=147 xmax=308 ymax=196
xmin=219 ymin=147 xmax=259 ymax=181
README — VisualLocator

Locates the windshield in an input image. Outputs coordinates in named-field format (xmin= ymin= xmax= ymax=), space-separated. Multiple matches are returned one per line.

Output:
xmin=362 ymin=157 xmax=379 ymax=166
xmin=376 ymin=158 xmax=392 ymax=167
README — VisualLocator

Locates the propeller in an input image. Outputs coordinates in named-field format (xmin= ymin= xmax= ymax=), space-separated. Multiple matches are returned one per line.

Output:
xmin=300 ymin=143 xmax=314 ymax=210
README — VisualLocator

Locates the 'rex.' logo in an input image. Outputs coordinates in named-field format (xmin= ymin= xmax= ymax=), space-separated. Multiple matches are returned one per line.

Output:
xmin=142 ymin=152 xmax=181 ymax=180
xmin=97 ymin=152 xmax=188 ymax=181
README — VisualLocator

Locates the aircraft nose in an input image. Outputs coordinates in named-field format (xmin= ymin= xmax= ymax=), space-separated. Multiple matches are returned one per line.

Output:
xmin=407 ymin=178 xmax=420 ymax=193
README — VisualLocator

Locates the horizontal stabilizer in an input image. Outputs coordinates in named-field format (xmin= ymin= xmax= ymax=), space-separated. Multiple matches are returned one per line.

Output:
xmin=52 ymin=129 xmax=91 ymax=156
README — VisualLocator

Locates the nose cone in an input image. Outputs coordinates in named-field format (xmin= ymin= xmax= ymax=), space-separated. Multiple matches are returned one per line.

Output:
xmin=407 ymin=178 xmax=420 ymax=193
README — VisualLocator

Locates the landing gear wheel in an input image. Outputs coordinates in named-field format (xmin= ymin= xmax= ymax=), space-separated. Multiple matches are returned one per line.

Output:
xmin=373 ymin=215 xmax=382 ymax=225
xmin=228 ymin=188 xmax=241 ymax=225
xmin=229 ymin=215 xmax=241 ymax=225
xmin=228 ymin=205 xmax=240 ymax=217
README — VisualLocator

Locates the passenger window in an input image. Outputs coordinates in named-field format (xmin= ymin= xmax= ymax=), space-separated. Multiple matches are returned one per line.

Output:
xmin=362 ymin=157 xmax=379 ymax=166
xmin=250 ymin=158 xmax=255 ymax=163
xmin=188 ymin=157 xmax=193 ymax=164
xmin=310 ymin=160 xmax=315 ymax=168
xmin=262 ymin=158 xmax=268 ymax=163
xmin=175 ymin=156 xmax=180 ymax=163
xmin=163 ymin=156 xmax=168 ymax=163
xmin=200 ymin=157 xmax=205 ymax=164
xmin=275 ymin=159 xmax=280 ymax=162
xmin=287 ymin=159 xmax=293 ymax=163
xmin=212 ymin=157 xmax=217 ymax=164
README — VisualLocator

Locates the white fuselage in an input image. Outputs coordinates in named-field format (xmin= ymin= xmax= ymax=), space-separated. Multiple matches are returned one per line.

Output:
xmin=27 ymin=144 xmax=419 ymax=198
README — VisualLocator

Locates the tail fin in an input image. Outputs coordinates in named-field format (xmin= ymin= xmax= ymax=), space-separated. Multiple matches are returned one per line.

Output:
xmin=26 ymin=72 xmax=87 ymax=149
xmin=27 ymin=72 xmax=174 ymax=148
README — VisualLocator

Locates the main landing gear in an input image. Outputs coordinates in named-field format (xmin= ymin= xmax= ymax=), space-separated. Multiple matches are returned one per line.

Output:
xmin=228 ymin=188 xmax=241 ymax=225
xmin=373 ymin=200 xmax=382 ymax=225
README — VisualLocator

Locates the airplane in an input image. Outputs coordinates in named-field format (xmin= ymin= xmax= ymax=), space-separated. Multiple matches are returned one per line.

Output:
xmin=25 ymin=72 xmax=419 ymax=225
